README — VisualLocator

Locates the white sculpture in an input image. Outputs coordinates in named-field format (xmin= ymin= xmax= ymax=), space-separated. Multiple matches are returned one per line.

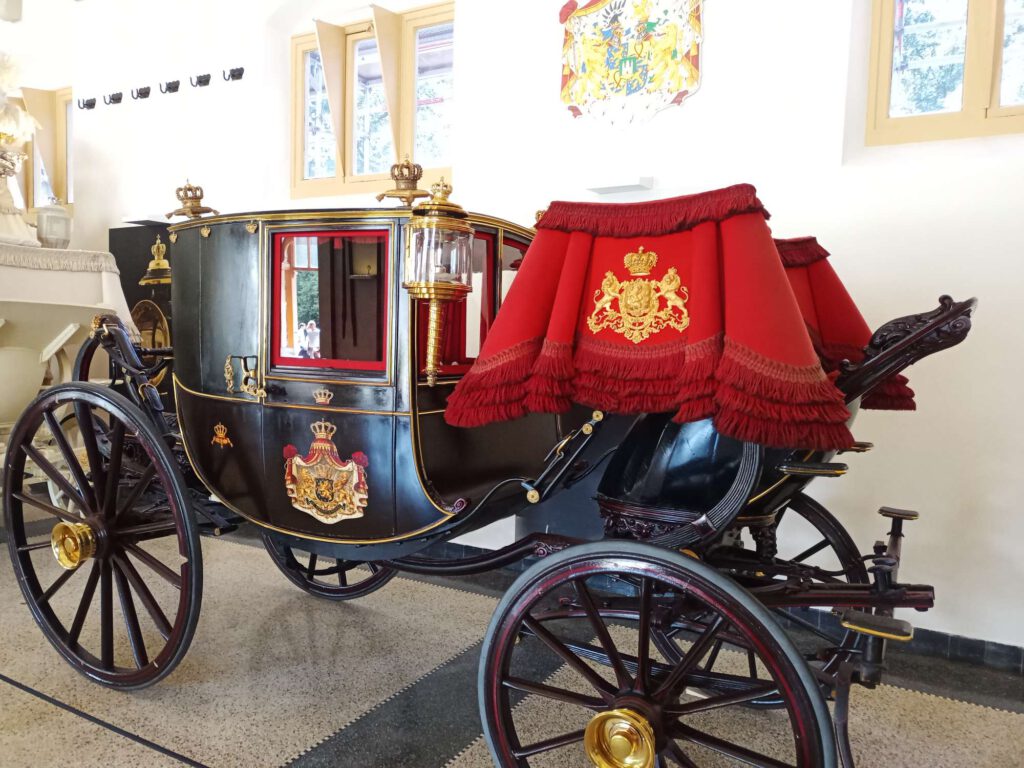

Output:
xmin=0 ymin=50 xmax=41 ymax=247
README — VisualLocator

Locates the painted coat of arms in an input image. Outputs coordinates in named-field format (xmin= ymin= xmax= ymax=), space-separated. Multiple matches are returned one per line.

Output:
xmin=283 ymin=421 xmax=369 ymax=524
xmin=560 ymin=0 xmax=703 ymax=124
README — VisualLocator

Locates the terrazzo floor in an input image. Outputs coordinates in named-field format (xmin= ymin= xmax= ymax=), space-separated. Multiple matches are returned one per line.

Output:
xmin=1 ymin=526 xmax=1022 ymax=768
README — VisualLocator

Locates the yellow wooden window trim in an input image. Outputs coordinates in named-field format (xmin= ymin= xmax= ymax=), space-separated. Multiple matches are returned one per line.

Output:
xmin=867 ymin=0 xmax=1024 ymax=145
xmin=291 ymin=33 xmax=343 ymax=198
xmin=54 ymin=87 xmax=73 ymax=211
xmin=290 ymin=3 xmax=455 ymax=200
xmin=400 ymin=3 xmax=454 ymax=188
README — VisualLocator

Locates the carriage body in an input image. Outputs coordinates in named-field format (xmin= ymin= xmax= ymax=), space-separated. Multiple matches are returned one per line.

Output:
xmin=168 ymin=210 xmax=561 ymax=558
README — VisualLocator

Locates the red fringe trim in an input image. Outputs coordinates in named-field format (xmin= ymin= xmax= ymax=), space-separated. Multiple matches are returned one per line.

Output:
xmin=774 ymin=237 xmax=830 ymax=267
xmin=862 ymin=374 xmax=916 ymax=411
xmin=446 ymin=333 xmax=854 ymax=449
xmin=536 ymin=184 xmax=769 ymax=238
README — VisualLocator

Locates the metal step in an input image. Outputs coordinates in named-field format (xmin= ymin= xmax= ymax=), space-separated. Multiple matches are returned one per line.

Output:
xmin=778 ymin=461 xmax=848 ymax=478
xmin=879 ymin=506 xmax=919 ymax=521
xmin=839 ymin=610 xmax=914 ymax=642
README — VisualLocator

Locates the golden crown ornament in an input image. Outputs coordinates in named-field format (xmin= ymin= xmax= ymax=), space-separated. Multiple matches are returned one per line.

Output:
xmin=311 ymin=420 xmax=338 ymax=440
xmin=375 ymin=155 xmax=430 ymax=207
xmin=211 ymin=422 xmax=233 ymax=448
xmin=313 ymin=387 xmax=334 ymax=405
xmin=166 ymin=180 xmax=220 ymax=220
xmin=624 ymin=246 xmax=658 ymax=276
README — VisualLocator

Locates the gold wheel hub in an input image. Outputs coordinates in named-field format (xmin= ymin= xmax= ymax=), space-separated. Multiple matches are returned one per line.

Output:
xmin=584 ymin=708 xmax=656 ymax=768
xmin=51 ymin=522 xmax=97 ymax=570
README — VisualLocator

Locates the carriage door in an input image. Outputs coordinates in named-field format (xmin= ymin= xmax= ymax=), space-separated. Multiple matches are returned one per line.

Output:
xmin=260 ymin=227 xmax=398 ymax=542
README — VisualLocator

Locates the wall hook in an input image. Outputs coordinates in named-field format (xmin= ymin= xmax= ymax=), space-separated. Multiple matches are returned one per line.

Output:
xmin=160 ymin=80 xmax=180 ymax=94
xmin=223 ymin=67 xmax=244 ymax=81
xmin=103 ymin=92 xmax=123 ymax=105
xmin=131 ymin=86 xmax=151 ymax=100
xmin=190 ymin=74 xmax=211 ymax=87
xmin=77 ymin=98 xmax=96 ymax=110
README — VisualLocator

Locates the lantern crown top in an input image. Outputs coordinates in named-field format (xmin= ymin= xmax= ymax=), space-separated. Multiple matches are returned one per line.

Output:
xmin=412 ymin=176 xmax=468 ymax=220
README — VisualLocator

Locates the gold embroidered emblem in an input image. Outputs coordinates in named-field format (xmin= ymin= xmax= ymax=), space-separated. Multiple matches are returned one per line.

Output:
xmin=211 ymin=422 xmax=233 ymax=448
xmin=283 ymin=421 xmax=369 ymax=524
xmin=587 ymin=247 xmax=690 ymax=344
xmin=313 ymin=386 xmax=334 ymax=405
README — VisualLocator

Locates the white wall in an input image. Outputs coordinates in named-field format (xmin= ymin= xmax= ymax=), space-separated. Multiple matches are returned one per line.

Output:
xmin=6 ymin=0 xmax=1023 ymax=646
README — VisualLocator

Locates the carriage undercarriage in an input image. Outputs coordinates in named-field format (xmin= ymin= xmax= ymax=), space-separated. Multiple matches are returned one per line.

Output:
xmin=2 ymin=197 xmax=976 ymax=767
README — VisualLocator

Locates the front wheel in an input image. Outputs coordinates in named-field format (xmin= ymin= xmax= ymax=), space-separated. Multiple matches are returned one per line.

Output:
xmin=479 ymin=540 xmax=836 ymax=768
xmin=4 ymin=383 xmax=202 ymax=689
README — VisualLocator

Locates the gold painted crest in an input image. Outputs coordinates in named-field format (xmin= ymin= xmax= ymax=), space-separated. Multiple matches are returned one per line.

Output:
xmin=587 ymin=247 xmax=690 ymax=344
xmin=211 ymin=422 xmax=233 ymax=448
xmin=284 ymin=421 xmax=369 ymax=524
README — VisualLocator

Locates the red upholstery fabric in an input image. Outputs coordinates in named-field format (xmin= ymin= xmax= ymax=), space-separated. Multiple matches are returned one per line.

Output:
xmin=775 ymin=237 xmax=915 ymax=411
xmin=445 ymin=185 xmax=855 ymax=450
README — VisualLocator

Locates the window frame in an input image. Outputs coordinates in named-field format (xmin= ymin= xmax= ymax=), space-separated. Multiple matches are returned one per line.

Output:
xmin=289 ymin=2 xmax=455 ymax=199
xmin=866 ymin=0 xmax=1024 ymax=144
xmin=270 ymin=229 xmax=391 ymax=373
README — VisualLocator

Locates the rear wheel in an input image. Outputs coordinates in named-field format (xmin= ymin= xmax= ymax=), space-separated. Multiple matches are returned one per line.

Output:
xmin=479 ymin=541 xmax=836 ymax=767
xmin=261 ymin=532 xmax=396 ymax=601
xmin=4 ymin=383 xmax=202 ymax=689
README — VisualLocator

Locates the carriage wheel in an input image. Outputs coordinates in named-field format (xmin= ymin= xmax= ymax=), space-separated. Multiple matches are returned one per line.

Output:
xmin=688 ymin=493 xmax=868 ymax=708
xmin=479 ymin=541 xmax=836 ymax=768
xmin=260 ymin=532 xmax=396 ymax=601
xmin=3 ymin=383 xmax=202 ymax=689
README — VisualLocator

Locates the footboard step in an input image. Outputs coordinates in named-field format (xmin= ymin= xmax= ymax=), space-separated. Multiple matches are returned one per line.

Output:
xmin=878 ymin=506 xmax=920 ymax=521
xmin=840 ymin=441 xmax=874 ymax=453
xmin=840 ymin=610 xmax=914 ymax=642
xmin=777 ymin=461 xmax=848 ymax=477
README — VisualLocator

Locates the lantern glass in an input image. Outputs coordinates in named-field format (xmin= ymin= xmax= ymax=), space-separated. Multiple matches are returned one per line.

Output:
xmin=409 ymin=224 xmax=473 ymax=288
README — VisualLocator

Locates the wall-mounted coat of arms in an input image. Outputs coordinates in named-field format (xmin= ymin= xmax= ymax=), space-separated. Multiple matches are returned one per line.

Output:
xmin=283 ymin=421 xmax=369 ymax=524
xmin=559 ymin=0 xmax=703 ymax=125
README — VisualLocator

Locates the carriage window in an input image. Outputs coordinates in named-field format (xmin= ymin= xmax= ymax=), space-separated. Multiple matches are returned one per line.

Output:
xmin=416 ymin=231 xmax=493 ymax=376
xmin=273 ymin=231 xmax=388 ymax=371
xmin=500 ymin=238 xmax=528 ymax=304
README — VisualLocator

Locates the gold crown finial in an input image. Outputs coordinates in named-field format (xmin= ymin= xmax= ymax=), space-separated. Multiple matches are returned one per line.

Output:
xmin=151 ymin=234 xmax=166 ymax=260
xmin=430 ymin=177 xmax=453 ymax=203
xmin=375 ymin=155 xmax=429 ymax=207
xmin=310 ymin=420 xmax=337 ymax=440
xmin=167 ymin=179 xmax=220 ymax=219
xmin=313 ymin=387 xmax=334 ymax=405
xmin=624 ymin=246 xmax=658 ymax=276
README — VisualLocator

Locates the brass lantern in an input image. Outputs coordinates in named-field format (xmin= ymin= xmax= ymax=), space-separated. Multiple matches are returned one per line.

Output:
xmin=404 ymin=178 xmax=474 ymax=386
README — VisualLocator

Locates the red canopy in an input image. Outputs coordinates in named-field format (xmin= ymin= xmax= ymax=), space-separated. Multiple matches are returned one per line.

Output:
xmin=445 ymin=185 xmax=855 ymax=450
xmin=776 ymin=237 xmax=914 ymax=411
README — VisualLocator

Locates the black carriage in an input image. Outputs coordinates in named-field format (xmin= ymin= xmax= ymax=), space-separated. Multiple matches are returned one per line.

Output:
xmin=3 ymin=182 xmax=977 ymax=768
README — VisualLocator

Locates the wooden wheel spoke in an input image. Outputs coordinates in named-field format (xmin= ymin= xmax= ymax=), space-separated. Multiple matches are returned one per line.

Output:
xmin=113 ymin=553 xmax=172 ymax=640
xmin=792 ymin=538 xmax=829 ymax=564
xmin=124 ymin=542 xmax=182 ymax=590
xmin=100 ymin=559 xmax=114 ymax=669
xmin=674 ymin=722 xmax=795 ymax=768
xmin=116 ymin=464 xmax=157 ymax=519
xmin=68 ymin=562 xmax=100 ymax=646
xmin=38 ymin=567 xmax=78 ymax=605
xmin=704 ymin=638 xmax=724 ymax=671
xmin=19 ymin=446 xmax=89 ymax=515
xmin=17 ymin=540 xmax=53 ymax=553
xmin=12 ymin=491 xmax=83 ymax=526
xmin=74 ymin=403 xmax=106 ymax=497
xmin=113 ymin=560 xmax=149 ymax=668
xmin=502 ymin=676 xmax=605 ymax=710
xmin=513 ymin=728 xmax=586 ymax=759
xmin=42 ymin=410 xmax=92 ymax=507
xmin=665 ymin=682 xmax=780 ymax=717
xmin=635 ymin=577 xmax=652 ymax=694
xmin=653 ymin=615 xmax=726 ymax=700
xmin=574 ymin=578 xmax=631 ymax=689
xmin=747 ymin=649 xmax=759 ymax=680
xmin=339 ymin=566 xmax=349 ymax=587
xmin=523 ymin=616 xmax=616 ymax=701
xmin=115 ymin=520 xmax=178 ymax=541
xmin=305 ymin=553 xmax=319 ymax=581
xmin=102 ymin=421 xmax=126 ymax=519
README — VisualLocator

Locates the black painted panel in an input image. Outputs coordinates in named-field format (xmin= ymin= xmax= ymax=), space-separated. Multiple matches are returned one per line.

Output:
xmin=169 ymin=227 xmax=202 ymax=390
xmin=200 ymin=222 xmax=261 ymax=395
xmin=175 ymin=385 xmax=267 ymax=521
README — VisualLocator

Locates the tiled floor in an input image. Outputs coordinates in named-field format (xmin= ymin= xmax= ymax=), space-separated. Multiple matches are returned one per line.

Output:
xmin=1 ymin=526 xmax=1022 ymax=768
